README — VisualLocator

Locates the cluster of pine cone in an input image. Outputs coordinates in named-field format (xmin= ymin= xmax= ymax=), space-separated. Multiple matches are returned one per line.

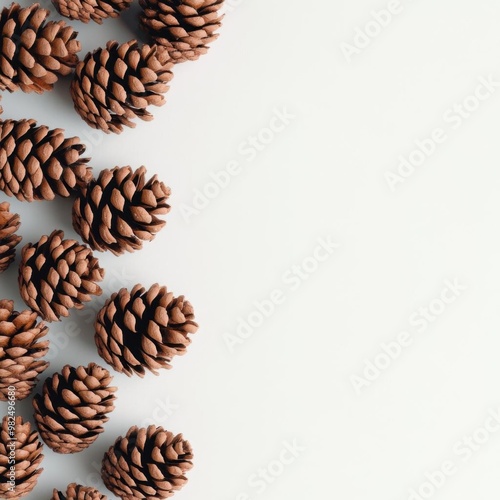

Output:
xmin=0 ymin=0 xmax=219 ymax=498
xmin=0 ymin=0 xmax=224 ymax=132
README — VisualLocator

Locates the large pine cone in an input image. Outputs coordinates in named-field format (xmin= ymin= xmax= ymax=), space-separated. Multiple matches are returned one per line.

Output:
xmin=52 ymin=0 xmax=133 ymax=24
xmin=72 ymin=166 xmax=171 ymax=255
xmin=18 ymin=230 xmax=105 ymax=322
xmin=0 ymin=416 xmax=44 ymax=499
xmin=0 ymin=3 xmax=81 ymax=94
xmin=139 ymin=0 xmax=224 ymax=63
xmin=102 ymin=425 xmax=193 ymax=499
xmin=33 ymin=363 xmax=117 ymax=454
xmin=95 ymin=284 xmax=198 ymax=377
xmin=0 ymin=119 xmax=92 ymax=201
xmin=0 ymin=202 xmax=21 ymax=272
xmin=51 ymin=483 xmax=107 ymax=499
xmin=70 ymin=40 xmax=174 ymax=133
xmin=0 ymin=300 xmax=49 ymax=401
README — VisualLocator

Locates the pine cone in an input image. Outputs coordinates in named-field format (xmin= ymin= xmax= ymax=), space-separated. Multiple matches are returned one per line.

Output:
xmin=52 ymin=0 xmax=133 ymax=24
xmin=102 ymin=425 xmax=193 ymax=499
xmin=0 ymin=119 xmax=92 ymax=201
xmin=0 ymin=300 xmax=49 ymax=401
xmin=33 ymin=363 xmax=117 ymax=454
xmin=95 ymin=284 xmax=198 ymax=377
xmin=72 ymin=166 xmax=171 ymax=255
xmin=0 ymin=202 xmax=21 ymax=272
xmin=18 ymin=230 xmax=105 ymax=322
xmin=0 ymin=3 xmax=81 ymax=94
xmin=51 ymin=483 xmax=107 ymax=499
xmin=139 ymin=0 xmax=224 ymax=63
xmin=0 ymin=416 xmax=44 ymax=499
xmin=70 ymin=40 xmax=174 ymax=134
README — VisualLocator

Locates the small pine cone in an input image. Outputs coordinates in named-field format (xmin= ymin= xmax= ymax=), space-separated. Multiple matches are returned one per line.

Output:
xmin=33 ymin=363 xmax=117 ymax=454
xmin=95 ymin=284 xmax=198 ymax=377
xmin=102 ymin=425 xmax=193 ymax=499
xmin=72 ymin=166 xmax=171 ymax=255
xmin=0 ymin=119 xmax=92 ymax=202
xmin=71 ymin=40 xmax=174 ymax=134
xmin=0 ymin=300 xmax=49 ymax=401
xmin=52 ymin=0 xmax=133 ymax=24
xmin=0 ymin=416 xmax=44 ymax=499
xmin=139 ymin=0 xmax=224 ymax=63
xmin=0 ymin=3 xmax=81 ymax=94
xmin=51 ymin=483 xmax=107 ymax=500
xmin=18 ymin=230 xmax=105 ymax=322
xmin=0 ymin=202 xmax=21 ymax=272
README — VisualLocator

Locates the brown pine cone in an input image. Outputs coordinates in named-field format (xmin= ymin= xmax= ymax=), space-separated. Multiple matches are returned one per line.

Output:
xmin=102 ymin=425 xmax=193 ymax=499
xmin=18 ymin=230 xmax=105 ymax=322
xmin=52 ymin=483 xmax=107 ymax=500
xmin=0 ymin=202 xmax=21 ymax=272
xmin=0 ymin=300 xmax=49 ymax=401
xmin=70 ymin=40 xmax=174 ymax=134
xmin=0 ymin=119 xmax=92 ymax=201
xmin=95 ymin=284 xmax=198 ymax=377
xmin=72 ymin=166 xmax=171 ymax=255
xmin=0 ymin=416 xmax=44 ymax=499
xmin=139 ymin=0 xmax=224 ymax=63
xmin=0 ymin=3 xmax=81 ymax=94
xmin=52 ymin=0 xmax=133 ymax=24
xmin=33 ymin=363 xmax=117 ymax=454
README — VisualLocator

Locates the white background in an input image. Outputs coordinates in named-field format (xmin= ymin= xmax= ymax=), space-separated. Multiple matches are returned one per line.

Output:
xmin=2 ymin=0 xmax=500 ymax=499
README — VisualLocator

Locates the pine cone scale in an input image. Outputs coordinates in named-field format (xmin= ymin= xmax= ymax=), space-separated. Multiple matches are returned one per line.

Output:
xmin=33 ymin=363 xmax=117 ymax=453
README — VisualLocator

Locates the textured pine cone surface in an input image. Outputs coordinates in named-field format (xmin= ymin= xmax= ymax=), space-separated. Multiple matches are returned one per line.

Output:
xmin=72 ymin=166 xmax=171 ymax=255
xmin=139 ymin=0 xmax=224 ymax=62
xmin=0 ymin=202 xmax=21 ymax=272
xmin=71 ymin=40 xmax=174 ymax=133
xmin=33 ymin=363 xmax=117 ymax=454
xmin=52 ymin=0 xmax=133 ymax=24
xmin=18 ymin=230 xmax=105 ymax=322
xmin=95 ymin=283 xmax=198 ymax=376
xmin=0 ymin=300 xmax=49 ymax=401
xmin=0 ymin=119 xmax=92 ymax=201
xmin=0 ymin=416 xmax=44 ymax=499
xmin=51 ymin=483 xmax=107 ymax=500
xmin=0 ymin=3 xmax=81 ymax=93
xmin=102 ymin=425 xmax=193 ymax=499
